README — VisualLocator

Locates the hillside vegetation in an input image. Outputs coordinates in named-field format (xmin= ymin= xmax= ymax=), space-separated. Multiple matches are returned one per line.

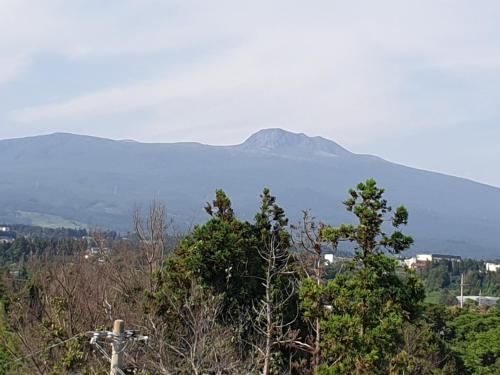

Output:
xmin=0 ymin=180 xmax=497 ymax=374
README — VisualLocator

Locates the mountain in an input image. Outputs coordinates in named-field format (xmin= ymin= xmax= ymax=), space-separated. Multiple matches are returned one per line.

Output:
xmin=1 ymin=128 xmax=499 ymax=259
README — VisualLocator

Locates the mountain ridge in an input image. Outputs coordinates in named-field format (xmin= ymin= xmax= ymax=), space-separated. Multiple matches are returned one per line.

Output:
xmin=1 ymin=128 xmax=499 ymax=259
xmin=11 ymin=130 xmax=497 ymax=188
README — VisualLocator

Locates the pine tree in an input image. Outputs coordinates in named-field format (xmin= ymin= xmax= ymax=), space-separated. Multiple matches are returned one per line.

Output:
xmin=300 ymin=179 xmax=425 ymax=374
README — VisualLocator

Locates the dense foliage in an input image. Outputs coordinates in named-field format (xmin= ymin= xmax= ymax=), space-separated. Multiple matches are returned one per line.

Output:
xmin=442 ymin=305 xmax=499 ymax=374
xmin=0 ymin=180 xmax=497 ymax=374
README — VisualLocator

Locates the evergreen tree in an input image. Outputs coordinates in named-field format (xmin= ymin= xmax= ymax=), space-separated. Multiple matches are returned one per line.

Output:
xmin=301 ymin=179 xmax=425 ymax=374
xmin=155 ymin=189 xmax=263 ymax=318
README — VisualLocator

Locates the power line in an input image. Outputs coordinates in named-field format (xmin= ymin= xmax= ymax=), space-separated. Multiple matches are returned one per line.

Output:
xmin=9 ymin=332 xmax=88 ymax=365
xmin=5 ymin=320 xmax=147 ymax=374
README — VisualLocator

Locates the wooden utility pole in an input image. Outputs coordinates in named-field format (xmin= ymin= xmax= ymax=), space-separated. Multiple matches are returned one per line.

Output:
xmin=89 ymin=319 xmax=147 ymax=374
xmin=110 ymin=319 xmax=125 ymax=375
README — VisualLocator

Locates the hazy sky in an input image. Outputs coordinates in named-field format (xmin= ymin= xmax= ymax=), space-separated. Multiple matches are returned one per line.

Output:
xmin=1 ymin=1 xmax=499 ymax=187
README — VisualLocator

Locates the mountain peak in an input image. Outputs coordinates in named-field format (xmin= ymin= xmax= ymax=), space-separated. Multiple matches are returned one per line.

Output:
xmin=242 ymin=128 xmax=308 ymax=148
xmin=237 ymin=128 xmax=351 ymax=157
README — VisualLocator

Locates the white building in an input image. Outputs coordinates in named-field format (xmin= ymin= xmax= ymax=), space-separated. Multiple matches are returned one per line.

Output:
xmin=323 ymin=254 xmax=351 ymax=264
xmin=416 ymin=253 xmax=461 ymax=262
xmin=0 ymin=227 xmax=10 ymax=232
xmin=402 ymin=253 xmax=462 ymax=269
xmin=486 ymin=263 xmax=500 ymax=272
xmin=403 ymin=257 xmax=417 ymax=268
xmin=324 ymin=254 xmax=334 ymax=264
xmin=416 ymin=254 xmax=433 ymax=262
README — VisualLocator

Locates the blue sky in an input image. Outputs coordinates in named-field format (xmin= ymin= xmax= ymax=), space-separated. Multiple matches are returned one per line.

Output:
xmin=1 ymin=0 xmax=500 ymax=187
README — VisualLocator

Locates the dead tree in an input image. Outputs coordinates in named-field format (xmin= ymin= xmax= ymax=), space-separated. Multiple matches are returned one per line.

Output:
xmin=133 ymin=200 xmax=169 ymax=292
xmin=254 ymin=231 xmax=297 ymax=375
xmin=143 ymin=282 xmax=244 ymax=375
xmin=290 ymin=210 xmax=326 ymax=372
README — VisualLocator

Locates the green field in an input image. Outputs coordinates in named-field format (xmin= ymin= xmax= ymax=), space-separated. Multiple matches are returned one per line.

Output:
xmin=14 ymin=210 xmax=87 ymax=229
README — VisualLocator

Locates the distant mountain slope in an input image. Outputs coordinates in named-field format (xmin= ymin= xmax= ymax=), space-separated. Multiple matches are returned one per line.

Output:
xmin=1 ymin=128 xmax=499 ymax=259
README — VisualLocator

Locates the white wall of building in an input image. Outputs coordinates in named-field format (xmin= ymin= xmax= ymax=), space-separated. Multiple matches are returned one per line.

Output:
xmin=324 ymin=254 xmax=334 ymax=264
xmin=404 ymin=257 xmax=417 ymax=268
xmin=416 ymin=254 xmax=433 ymax=262
xmin=486 ymin=263 xmax=500 ymax=272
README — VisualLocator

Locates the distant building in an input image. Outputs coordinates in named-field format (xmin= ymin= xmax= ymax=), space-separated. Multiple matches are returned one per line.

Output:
xmin=324 ymin=254 xmax=334 ymax=264
xmin=323 ymin=254 xmax=351 ymax=264
xmin=486 ymin=262 xmax=500 ymax=272
xmin=456 ymin=295 xmax=499 ymax=307
xmin=415 ymin=254 xmax=432 ymax=262
xmin=416 ymin=254 xmax=461 ymax=262
xmin=403 ymin=253 xmax=461 ymax=269
xmin=403 ymin=257 xmax=417 ymax=268
xmin=0 ymin=227 xmax=15 ymax=244
xmin=403 ymin=258 xmax=429 ymax=269
xmin=85 ymin=246 xmax=110 ymax=257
